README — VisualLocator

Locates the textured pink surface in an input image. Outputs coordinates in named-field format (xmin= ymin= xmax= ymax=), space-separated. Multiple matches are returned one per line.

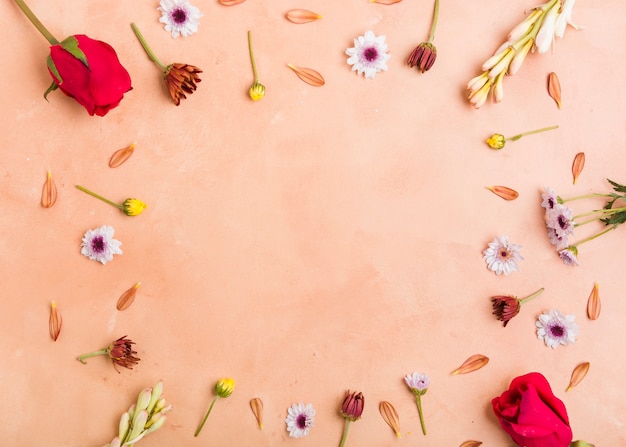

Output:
xmin=1 ymin=1 xmax=625 ymax=446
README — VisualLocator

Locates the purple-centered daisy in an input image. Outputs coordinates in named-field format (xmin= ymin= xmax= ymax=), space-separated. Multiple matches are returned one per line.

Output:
xmin=541 ymin=187 xmax=559 ymax=210
xmin=559 ymin=246 xmax=579 ymax=266
xmin=536 ymin=309 xmax=579 ymax=348
xmin=483 ymin=235 xmax=523 ymax=275
xmin=285 ymin=402 xmax=315 ymax=438
xmin=404 ymin=371 xmax=430 ymax=394
xmin=346 ymin=31 xmax=391 ymax=79
xmin=545 ymin=203 xmax=575 ymax=240
xmin=80 ymin=225 xmax=122 ymax=265
xmin=158 ymin=0 xmax=203 ymax=38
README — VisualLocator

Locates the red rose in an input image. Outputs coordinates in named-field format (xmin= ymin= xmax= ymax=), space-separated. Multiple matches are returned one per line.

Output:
xmin=47 ymin=35 xmax=132 ymax=116
xmin=492 ymin=372 xmax=573 ymax=447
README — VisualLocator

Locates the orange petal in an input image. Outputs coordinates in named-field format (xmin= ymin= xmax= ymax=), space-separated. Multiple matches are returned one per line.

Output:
xmin=249 ymin=398 xmax=263 ymax=429
xmin=571 ymin=152 xmax=585 ymax=185
xmin=460 ymin=442 xmax=483 ymax=447
xmin=116 ymin=282 xmax=141 ymax=311
xmin=379 ymin=401 xmax=401 ymax=437
xmin=548 ymin=72 xmax=562 ymax=109
xmin=219 ymin=0 xmax=246 ymax=5
xmin=452 ymin=354 xmax=489 ymax=375
xmin=285 ymin=9 xmax=322 ymax=24
xmin=586 ymin=282 xmax=600 ymax=320
xmin=566 ymin=361 xmax=590 ymax=392
xmin=486 ymin=185 xmax=519 ymax=200
xmin=49 ymin=301 xmax=62 ymax=341
xmin=286 ymin=64 xmax=325 ymax=86
xmin=371 ymin=0 xmax=403 ymax=4
xmin=41 ymin=171 xmax=58 ymax=208
xmin=109 ymin=143 xmax=136 ymax=168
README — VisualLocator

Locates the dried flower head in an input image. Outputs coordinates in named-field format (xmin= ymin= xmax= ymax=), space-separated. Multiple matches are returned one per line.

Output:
xmin=131 ymin=23 xmax=202 ymax=105
xmin=77 ymin=335 xmax=140 ymax=372
xmin=341 ymin=390 xmax=365 ymax=421
xmin=165 ymin=63 xmax=202 ymax=105
xmin=491 ymin=288 xmax=544 ymax=327
xmin=407 ymin=0 xmax=439 ymax=73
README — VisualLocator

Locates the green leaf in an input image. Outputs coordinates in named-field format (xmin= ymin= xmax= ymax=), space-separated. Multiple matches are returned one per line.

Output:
xmin=601 ymin=212 xmax=626 ymax=226
xmin=607 ymin=178 xmax=626 ymax=193
xmin=60 ymin=35 xmax=89 ymax=68
xmin=43 ymin=81 xmax=58 ymax=101
xmin=46 ymin=55 xmax=62 ymax=84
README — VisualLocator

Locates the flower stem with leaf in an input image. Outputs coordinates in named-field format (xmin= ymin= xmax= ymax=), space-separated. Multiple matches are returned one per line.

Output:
xmin=13 ymin=0 xmax=59 ymax=44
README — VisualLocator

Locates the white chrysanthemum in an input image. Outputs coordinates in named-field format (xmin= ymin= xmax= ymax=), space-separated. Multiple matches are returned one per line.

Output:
xmin=559 ymin=247 xmax=579 ymax=266
xmin=285 ymin=402 xmax=315 ymax=438
xmin=81 ymin=225 xmax=122 ymax=265
xmin=541 ymin=187 xmax=558 ymax=210
xmin=405 ymin=372 xmax=430 ymax=392
xmin=536 ymin=309 xmax=579 ymax=348
xmin=158 ymin=0 xmax=203 ymax=38
xmin=483 ymin=235 xmax=523 ymax=275
xmin=346 ymin=31 xmax=391 ymax=79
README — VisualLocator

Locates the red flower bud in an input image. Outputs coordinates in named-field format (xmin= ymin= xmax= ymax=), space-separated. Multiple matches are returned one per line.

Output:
xmin=341 ymin=390 xmax=364 ymax=421
xmin=47 ymin=35 xmax=132 ymax=116
xmin=491 ymin=296 xmax=521 ymax=327
xmin=407 ymin=42 xmax=437 ymax=73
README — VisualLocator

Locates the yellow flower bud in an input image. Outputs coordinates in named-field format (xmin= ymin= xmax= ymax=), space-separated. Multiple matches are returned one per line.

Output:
xmin=248 ymin=82 xmax=265 ymax=101
xmin=215 ymin=378 xmax=235 ymax=398
xmin=123 ymin=198 xmax=148 ymax=216
xmin=486 ymin=133 xmax=506 ymax=150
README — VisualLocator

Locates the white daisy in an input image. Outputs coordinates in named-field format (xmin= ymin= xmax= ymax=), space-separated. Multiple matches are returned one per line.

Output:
xmin=536 ymin=309 xmax=579 ymax=348
xmin=285 ymin=402 xmax=315 ymax=438
xmin=346 ymin=31 xmax=391 ymax=79
xmin=541 ymin=187 xmax=558 ymax=210
xmin=158 ymin=0 xmax=203 ymax=38
xmin=559 ymin=247 xmax=579 ymax=266
xmin=80 ymin=225 xmax=122 ymax=265
xmin=545 ymin=204 xmax=575 ymax=240
xmin=483 ymin=235 xmax=523 ymax=275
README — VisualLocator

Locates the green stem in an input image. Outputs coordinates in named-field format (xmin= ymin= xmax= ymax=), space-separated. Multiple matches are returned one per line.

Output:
xmin=427 ymin=0 xmax=440 ymax=43
xmin=573 ymin=206 xmax=626 ymax=220
xmin=338 ymin=420 xmax=351 ymax=447
xmin=560 ymin=193 xmax=615 ymax=203
xmin=131 ymin=23 xmax=167 ymax=71
xmin=573 ymin=226 xmax=616 ymax=248
xmin=75 ymin=185 xmax=123 ymax=210
xmin=416 ymin=395 xmax=427 ymax=435
xmin=248 ymin=30 xmax=259 ymax=83
xmin=194 ymin=396 xmax=219 ymax=437
xmin=13 ymin=0 xmax=58 ymax=44
xmin=76 ymin=348 xmax=109 ymax=364
xmin=519 ymin=287 xmax=544 ymax=305
xmin=507 ymin=125 xmax=559 ymax=141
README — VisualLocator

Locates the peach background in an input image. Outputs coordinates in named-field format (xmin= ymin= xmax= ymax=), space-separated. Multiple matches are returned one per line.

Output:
xmin=1 ymin=0 xmax=625 ymax=445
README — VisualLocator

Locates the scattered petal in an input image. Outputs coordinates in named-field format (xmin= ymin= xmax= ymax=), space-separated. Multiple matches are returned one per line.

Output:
xmin=285 ymin=9 xmax=322 ymax=24
xmin=286 ymin=64 xmax=325 ymax=86
xmin=219 ymin=0 xmax=245 ymax=5
xmin=49 ymin=301 xmax=62 ymax=341
xmin=548 ymin=72 xmax=562 ymax=109
xmin=451 ymin=354 xmax=489 ymax=375
xmin=486 ymin=185 xmax=519 ymax=201
xmin=379 ymin=401 xmax=401 ymax=437
xmin=109 ymin=143 xmax=136 ymax=168
xmin=566 ymin=362 xmax=590 ymax=392
xmin=370 ymin=0 xmax=403 ymax=4
xmin=250 ymin=398 xmax=263 ymax=429
xmin=117 ymin=282 xmax=141 ymax=311
xmin=41 ymin=171 xmax=58 ymax=208
xmin=586 ymin=283 xmax=600 ymax=320
xmin=460 ymin=442 xmax=483 ymax=447
xmin=572 ymin=152 xmax=585 ymax=185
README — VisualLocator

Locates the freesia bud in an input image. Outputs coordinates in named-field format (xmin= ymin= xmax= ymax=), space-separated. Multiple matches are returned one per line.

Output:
xmin=507 ymin=9 xmax=542 ymax=41
xmin=508 ymin=39 xmax=534 ymax=75
xmin=123 ymin=198 xmax=148 ymax=216
xmin=486 ymin=134 xmax=506 ymax=150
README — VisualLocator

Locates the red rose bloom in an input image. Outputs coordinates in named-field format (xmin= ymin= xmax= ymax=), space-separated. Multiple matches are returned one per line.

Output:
xmin=47 ymin=35 xmax=132 ymax=116
xmin=492 ymin=372 xmax=573 ymax=447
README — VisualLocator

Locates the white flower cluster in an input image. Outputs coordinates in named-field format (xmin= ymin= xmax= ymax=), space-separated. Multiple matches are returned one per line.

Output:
xmin=467 ymin=0 xmax=582 ymax=108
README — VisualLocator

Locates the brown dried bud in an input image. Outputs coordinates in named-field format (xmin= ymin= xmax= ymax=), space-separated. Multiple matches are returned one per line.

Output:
xmin=165 ymin=63 xmax=202 ymax=106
